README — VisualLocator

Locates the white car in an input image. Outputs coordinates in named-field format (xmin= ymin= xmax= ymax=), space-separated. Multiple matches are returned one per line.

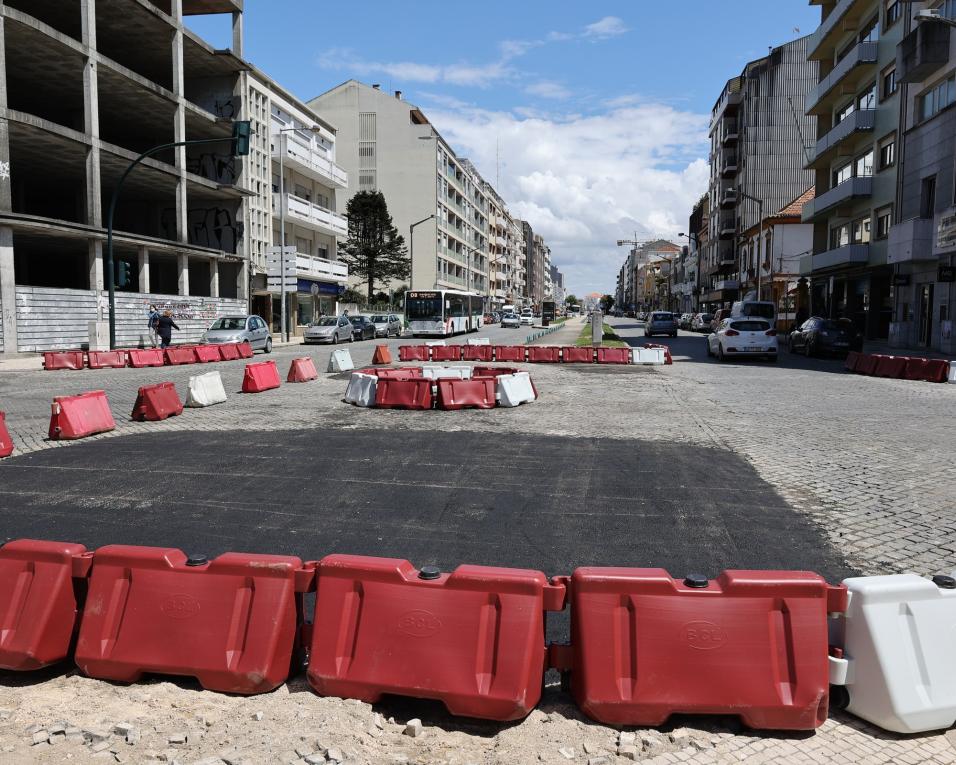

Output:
xmin=520 ymin=311 xmax=535 ymax=326
xmin=501 ymin=314 xmax=521 ymax=328
xmin=707 ymin=318 xmax=778 ymax=362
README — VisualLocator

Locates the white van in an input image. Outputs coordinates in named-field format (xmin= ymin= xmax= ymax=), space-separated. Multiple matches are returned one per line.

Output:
xmin=731 ymin=301 xmax=776 ymax=324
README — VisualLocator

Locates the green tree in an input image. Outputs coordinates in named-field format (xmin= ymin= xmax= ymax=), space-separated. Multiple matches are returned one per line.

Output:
xmin=599 ymin=294 xmax=615 ymax=312
xmin=340 ymin=191 xmax=409 ymax=301
xmin=565 ymin=294 xmax=579 ymax=306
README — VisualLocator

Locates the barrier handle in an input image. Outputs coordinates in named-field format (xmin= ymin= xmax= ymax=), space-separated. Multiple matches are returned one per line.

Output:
xmin=547 ymin=643 xmax=573 ymax=671
xmin=544 ymin=576 xmax=569 ymax=611
xmin=295 ymin=562 xmax=318 ymax=593
xmin=71 ymin=551 xmax=94 ymax=579
xmin=826 ymin=584 xmax=849 ymax=615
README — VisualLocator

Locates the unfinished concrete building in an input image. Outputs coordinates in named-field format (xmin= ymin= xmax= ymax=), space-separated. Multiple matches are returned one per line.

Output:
xmin=0 ymin=0 xmax=252 ymax=353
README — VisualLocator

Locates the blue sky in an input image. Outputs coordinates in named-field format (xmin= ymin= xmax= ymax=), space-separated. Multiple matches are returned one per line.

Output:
xmin=187 ymin=1 xmax=821 ymax=296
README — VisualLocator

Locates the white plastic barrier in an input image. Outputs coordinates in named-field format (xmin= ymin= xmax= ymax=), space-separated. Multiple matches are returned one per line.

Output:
xmin=327 ymin=348 xmax=354 ymax=372
xmin=632 ymin=347 xmax=666 ymax=365
xmin=185 ymin=371 xmax=227 ymax=408
xmin=829 ymin=573 xmax=956 ymax=733
xmin=467 ymin=337 xmax=491 ymax=345
xmin=421 ymin=366 xmax=473 ymax=380
xmin=948 ymin=362 xmax=956 ymax=384
xmin=496 ymin=372 xmax=536 ymax=407
xmin=425 ymin=340 xmax=446 ymax=347
xmin=344 ymin=372 xmax=377 ymax=407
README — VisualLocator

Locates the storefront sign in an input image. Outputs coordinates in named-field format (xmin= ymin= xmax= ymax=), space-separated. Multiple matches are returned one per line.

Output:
xmin=938 ymin=266 xmax=955 ymax=283
xmin=892 ymin=274 xmax=911 ymax=287
xmin=938 ymin=210 xmax=956 ymax=250
xmin=297 ymin=279 xmax=344 ymax=295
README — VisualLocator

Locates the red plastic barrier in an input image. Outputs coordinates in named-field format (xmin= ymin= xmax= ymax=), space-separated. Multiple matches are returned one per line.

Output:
xmin=855 ymin=354 xmax=879 ymax=375
xmin=436 ymin=377 xmax=496 ymax=410
xmin=462 ymin=345 xmax=493 ymax=362
xmin=164 ymin=346 xmax=198 ymax=365
xmin=431 ymin=345 xmax=463 ymax=362
xmin=494 ymin=346 xmax=526 ymax=362
xmin=43 ymin=351 xmax=85 ymax=371
xmin=367 ymin=367 xmax=425 ymax=380
xmin=874 ymin=355 xmax=908 ymax=378
xmin=218 ymin=343 xmax=241 ymax=361
xmin=0 ymin=412 xmax=13 ymax=458
xmin=242 ymin=361 xmax=281 ymax=393
xmin=87 ymin=351 xmax=128 ymax=369
xmin=527 ymin=346 xmax=561 ymax=363
xmin=372 ymin=345 xmax=393 ymax=365
xmin=74 ymin=546 xmax=311 ymax=694
xmin=127 ymin=348 xmax=165 ymax=368
xmin=287 ymin=357 xmax=318 ymax=383
xmin=560 ymin=347 xmax=590 ymax=363
xmin=194 ymin=345 xmax=221 ymax=363
xmin=237 ymin=341 xmax=254 ymax=359
xmin=307 ymin=555 xmax=566 ymax=720
xmin=596 ymin=347 xmax=631 ymax=364
xmin=374 ymin=378 xmax=433 ymax=410
xmin=131 ymin=382 xmax=183 ymax=422
xmin=472 ymin=366 xmax=519 ymax=378
xmin=48 ymin=390 xmax=116 ymax=441
xmin=844 ymin=351 xmax=861 ymax=372
xmin=562 ymin=569 xmax=844 ymax=730
xmin=0 ymin=540 xmax=91 ymax=671
xmin=904 ymin=357 xmax=949 ymax=383
xmin=399 ymin=346 xmax=430 ymax=362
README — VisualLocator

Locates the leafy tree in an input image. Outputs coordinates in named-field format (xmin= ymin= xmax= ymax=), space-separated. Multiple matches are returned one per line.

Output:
xmin=373 ymin=291 xmax=389 ymax=305
xmin=565 ymin=294 xmax=579 ymax=306
xmin=341 ymin=287 xmax=365 ymax=306
xmin=340 ymin=191 xmax=409 ymax=301
xmin=392 ymin=285 xmax=408 ymax=308
xmin=599 ymin=294 xmax=615 ymax=312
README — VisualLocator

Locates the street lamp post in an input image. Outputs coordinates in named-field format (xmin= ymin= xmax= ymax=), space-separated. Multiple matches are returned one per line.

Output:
xmin=738 ymin=190 xmax=764 ymax=301
xmin=409 ymin=214 xmax=435 ymax=290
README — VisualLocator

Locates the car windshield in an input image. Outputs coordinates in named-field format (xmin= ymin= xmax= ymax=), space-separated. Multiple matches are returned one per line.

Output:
xmin=313 ymin=317 xmax=337 ymax=327
xmin=819 ymin=319 xmax=847 ymax=330
xmin=731 ymin=321 xmax=769 ymax=332
xmin=209 ymin=318 xmax=246 ymax=331
xmin=700 ymin=314 xmax=713 ymax=321
xmin=352 ymin=316 xmax=369 ymax=325
xmin=652 ymin=313 xmax=673 ymax=321
xmin=370 ymin=315 xmax=388 ymax=322
xmin=740 ymin=304 xmax=775 ymax=320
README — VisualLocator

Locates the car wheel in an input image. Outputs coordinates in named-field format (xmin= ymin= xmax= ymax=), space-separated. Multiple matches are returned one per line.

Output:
xmin=706 ymin=340 xmax=713 ymax=357
xmin=788 ymin=336 xmax=798 ymax=353
xmin=349 ymin=334 xmax=354 ymax=343
xmin=804 ymin=339 xmax=812 ymax=358
xmin=717 ymin=344 xmax=725 ymax=362
xmin=264 ymin=338 xmax=272 ymax=354
xmin=332 ymin=334 xmax=337 ymax=345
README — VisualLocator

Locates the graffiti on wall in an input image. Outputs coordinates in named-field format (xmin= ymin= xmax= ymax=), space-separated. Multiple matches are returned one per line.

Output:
xmin=214 ymin=98 xmax=237 ymax=119
xmin=0 ymin=161 xmax=9 ymax=181
xmin=186 ymin=153 xmax=238 ymax=185
xmin=161 ymin=208 xmax=244 ymax=254
xmin=143 ymin=298 xmax=222 ymax=322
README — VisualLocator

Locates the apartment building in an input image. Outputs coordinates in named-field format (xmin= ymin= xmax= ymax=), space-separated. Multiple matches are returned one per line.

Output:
xmin=310 ymin=81 xmax=493 ymax=296
xmin=482 ymin=184 xmax=526 ymax=308
xmin=801 ymin=0 xmax=905 ymax=340
xmin=244 ymin=72 xmax=348 ymax=336
xmin=706 ymin=38 xmax=817 ymax=312
xmin=683 ymin=194 xmax=710 ymax=312
xmin=0 ymin=0 xmax=258 ymax=354
xmin=887 ymin=0 xmax=956 ymax=353
xmin=549 ymin=263 xmax=566 ymax=307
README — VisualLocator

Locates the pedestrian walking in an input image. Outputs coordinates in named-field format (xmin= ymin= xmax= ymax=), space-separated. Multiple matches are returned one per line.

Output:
xmin=156 ymin=310 xmax=179 ymax=349
xmin=146 ymin=304 xmax=161 ymax=347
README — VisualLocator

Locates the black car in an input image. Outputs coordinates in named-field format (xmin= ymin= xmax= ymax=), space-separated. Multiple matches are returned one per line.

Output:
xmin=789 ymin=317 xmax=862 ymax=357
xmin=349 ymin=315 xmax=377 ymax=341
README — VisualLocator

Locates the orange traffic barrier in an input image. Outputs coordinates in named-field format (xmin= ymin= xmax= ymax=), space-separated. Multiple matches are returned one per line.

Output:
xmin=131 ymin=382 xmax=184 ymax=422
xmin=242 ymin=361 xmax=281 ymax=393
xmin=87 ymin=351 xmax=128 ymax=369
xmin=43 ymin=351 xmax=85 ymax=371
xmin=0 ymin=412 xmax=13 ymax=458
xmin=372 ymin=345 xmax=393 ymax=364
xmin=194 ymin=345 xmax=221 ymax=363
xmin=48 ymin=390 xmax=116 ymax=440
xmin=128 ymin=349 xmax=165 ymax=368
xmin=287 ymin=357 xmax=318 ymax=383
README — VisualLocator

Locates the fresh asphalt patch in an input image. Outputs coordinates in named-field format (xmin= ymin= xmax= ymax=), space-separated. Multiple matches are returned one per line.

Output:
xmin=0 ymin=428 xmax=853 ymax=584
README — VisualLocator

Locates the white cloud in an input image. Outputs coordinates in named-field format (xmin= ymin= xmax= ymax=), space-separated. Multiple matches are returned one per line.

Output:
xmin=583 ymin=16 xmax=629 ymax=40
xmin=524 ymin=81 xmax=572 ymax=100
xmin=420 ymin=101 xmax=709 ymax=296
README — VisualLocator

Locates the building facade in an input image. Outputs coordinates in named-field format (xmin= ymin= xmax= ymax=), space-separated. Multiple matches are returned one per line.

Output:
xmin=801 ymin=0 xmax=904 ymax=340
xmin=0 ymin=0 xmax=255 ymax=354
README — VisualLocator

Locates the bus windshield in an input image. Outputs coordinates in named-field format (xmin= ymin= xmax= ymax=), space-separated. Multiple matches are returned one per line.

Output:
xmin=406 ymin=296 xmax=443 ymax=322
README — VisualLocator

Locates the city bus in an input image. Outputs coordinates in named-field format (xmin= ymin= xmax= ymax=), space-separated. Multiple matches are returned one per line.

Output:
xmin=405 ymin=290 xmax=484 ymax=337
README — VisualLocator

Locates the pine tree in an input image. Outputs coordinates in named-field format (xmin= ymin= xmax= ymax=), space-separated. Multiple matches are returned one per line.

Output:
xmin=339 ymin=191 xmax=409 ymax=302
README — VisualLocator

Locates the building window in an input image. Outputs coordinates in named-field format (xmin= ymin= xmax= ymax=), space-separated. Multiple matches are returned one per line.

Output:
xmin=855 ymin=149 xmax=874 ymax=178
xmin=834 ymin=161 xmax=853 ymax=186
xmin=884 ymin=1 xmax=901 ymax=29
xmin=835 ymin=100 xmax=855 ymax=125
xmin=881 ymin=66 xmax=897 ymax=100
xmin=851 ymin=216 xmax=871 ymax=244
xmin=918 ymin=75 xmax=956 ymax=122
xmin=876 ymin=206 xmax=892 ymax=239
xmin=944 ymin=0 xmax=956 ymax=20
xmin=830 ymin=223 xmax=851 ymax=249
xmin=921 ymin=175 xmax=937 ymax=219
xmin=879 ymin=135 xmax=896 ymax=170
xmin=860 ymin=15 xmax=880 ymax=43
xmin=857 ymin=82 xmax=877 ymax=111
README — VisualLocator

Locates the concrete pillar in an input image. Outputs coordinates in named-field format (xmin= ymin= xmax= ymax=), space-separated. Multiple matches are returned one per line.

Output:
xmin=0 ymin=227 xmax=17 ymax=354
xmin=237 ymin=258 xmax=248 ymax=301
xmin=88 ymin=240 xmax=103 ymax=291
xmin=81 ymin=0 xmax=102 ymax=229
xmin=232 ymin=10 xmax=244 ymax=58
xmin=138 ymin=246 xmax=150 ymax=293
xmin=171 ymin=0 xmax=188 ymax=245
xmin=209 ymin=257 xmax=219 ymax=297
xmin=178 ymin=253 xmax=189 ymax=296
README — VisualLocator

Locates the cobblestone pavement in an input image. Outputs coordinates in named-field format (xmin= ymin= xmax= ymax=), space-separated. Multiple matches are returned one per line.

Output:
xmin=0 ymin=320 xmax=954 ymax=763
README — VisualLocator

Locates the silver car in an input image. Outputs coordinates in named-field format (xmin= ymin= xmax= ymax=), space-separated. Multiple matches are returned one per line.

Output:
xmin=501 ymin=313 xmax=521 ymax=328
xmin=370 ymin=313 xmax=402 ymax=337
xmin=202 ymin=315 xmax=272 ymax=352
xmin=645 ymin=311 xmax=679 ymax=338
xmin=303 ymin=315 xmax=353 ymax=344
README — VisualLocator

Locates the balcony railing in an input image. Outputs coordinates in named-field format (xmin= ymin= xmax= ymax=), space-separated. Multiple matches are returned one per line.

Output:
xmin=274 ymin=193 xmax=348 ymax=237
xmin=802 ymin=177 xmax=873 ymax=221
xmin=719 ymin=217 xmax=737 ymax=238
xmin=721 ymin=156 xmax=738 ymax=177
xmin=273 ymin=135 xmax=348 ymax=188
xmin=811 ymin=243 xmax=871 ymax=271
xmin=715 ymin=279 xmax=740 ymax=291
xmin=806 ymin=42 xmax=878 ymax=113
xmin=808 ymin=0 xmax=865 ymax=59
xmin=888 ymin=218 xmax=936 ymax=264
xmin=296 ymin=254 xmax=349 ymax=283
xmin=898 ymin=21 xmax=951 ymax=84
xmin=808 ymin=109 xmax=876 ymax=167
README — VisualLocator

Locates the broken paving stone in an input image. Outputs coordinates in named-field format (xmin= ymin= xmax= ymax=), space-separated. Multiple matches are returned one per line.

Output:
xmin=278 ymin=750 xmax=299 ymax=764
xmin=167 ymin=732 xmax=188 ymax=747
xmin=617 ymin=731 xmax=636 ymax=746
xmin=31 ymin=730 xmax=50 ymax=745
xmin=617 ymin=745 xmax=639 ymax=761
xmin=325 ymin=747 xmax=345 ymax=763
xmin=586 ymin=757 xmax=610 ymax=765
xmin=668 ymin=728 xmax=692 ymax=748
xmin=582 ymin=742 xmax=599 ymax=754
xmin=85 ymin=729 xmax=112 ymax=744
xmin=0 ymin=709 xmax=13 ymax=720
xmin=403 ymin=719 xmax=423 ymax=738
xmin=372 ymin=713 xmax=386 ymax=730
xmin=558 ymin=747 xmax=575 ymax=760
xmin=252 ymin=711 xmax=264 ymax=722
xmin=90 ymin=740 xmax=112 ymax=754
xmin=303 ymin=756 xmax=325 ymax=765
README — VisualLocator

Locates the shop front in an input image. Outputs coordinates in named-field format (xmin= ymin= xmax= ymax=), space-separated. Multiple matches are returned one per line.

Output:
xmin=293 ymin=278 xmax=343 ymax=333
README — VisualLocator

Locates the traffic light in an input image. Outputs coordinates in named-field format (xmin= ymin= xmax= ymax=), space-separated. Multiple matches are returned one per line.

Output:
xmin=116 ymin=260 xmax=131 ymax=289
xmin=232 ymin=120 xmax=252 ymax=157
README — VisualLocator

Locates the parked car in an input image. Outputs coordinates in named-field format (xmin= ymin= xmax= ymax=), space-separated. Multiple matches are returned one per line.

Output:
xmin=370 ymin=313 xmax=402 ymax=338
xmin=679 ymin=313 xmax=694 ymax=330
xmin=788 ymin=317 xmax=863 ymax=357
xmin=501 ymin=313 xmax=521 ymax=328
xmin=691 ymin=313 xmax=714 ymax=332
xmin=710 ymin=308 xmax=732 ymax=333
xmin=520 ymin=309 xmax=535 ymax=326
xmin=707 ymin=318 xmax=777 ymax=362
xmin=349 ymin=315 xmax=377 ymax=341
xmin=731 ymin=300 xmax=776 ymax=324
xmin=303 ymin=315 xmax=353 ymax=344
xmin=645 ymin=311 xmax=678 ymax=338
xmin=634 ymin=312 xmax=645 ymax=321
xmin=202 ymin=315 xmax=272 ymax=353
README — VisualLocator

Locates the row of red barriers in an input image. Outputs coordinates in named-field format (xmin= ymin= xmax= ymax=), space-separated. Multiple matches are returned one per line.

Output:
xmin=399 ymin=345 xmax=633 ymax=364
xmin=43 ymin=343 xmax=254 ymax=371
xmin=0 ymin=540 xmax=846 ymax=730
xmin=845 ymin=351 xmax=950 ymax=383
xmin=355 ymin=366 xmax=534 ymax=410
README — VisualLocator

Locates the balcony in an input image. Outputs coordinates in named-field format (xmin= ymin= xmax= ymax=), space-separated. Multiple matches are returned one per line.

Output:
xmin=710 ymin=85 xmax=743 ymax=129
xmin=810 ymin=243 xmax=871 ymax=272
xmin=273 ymin=134 xmax=348 ymax=189
xmin=717 ymin=244 xmax=736 ymax=265
xmin=807 ymin=109 xmax=875 ymax=168
xmin=806 ymin=42 xmax=878 ymax=114
xmin=721 ymin=155 xmax=738 ymax=177
xmin=296 ymin=254 xmax=349 ymax=283
xmin=888 ymin=218 xmax=936 ymax=264
xmin=274 ymin=193 xmax=348 ymax=237
xmin=719 ymin=217 xmax=737 ymax=239
xmin=721 ymin=121 xmax=739 ymax=145
xmin=897 ymin=21 xmax=951 ymax=84
xmin=720 ymin=189 xmax=737 ymax=209
xmin=808 ymin=0 xmax=871 ymax=61
xmin=715 ymin=279 xmax=740 ymax=291
xmin=802 ymin=177 xmax=872 ymax=221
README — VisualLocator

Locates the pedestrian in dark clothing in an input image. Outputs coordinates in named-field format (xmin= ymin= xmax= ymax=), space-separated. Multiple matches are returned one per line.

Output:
xmin=156 ymin=310 xmax=179 ymax=349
